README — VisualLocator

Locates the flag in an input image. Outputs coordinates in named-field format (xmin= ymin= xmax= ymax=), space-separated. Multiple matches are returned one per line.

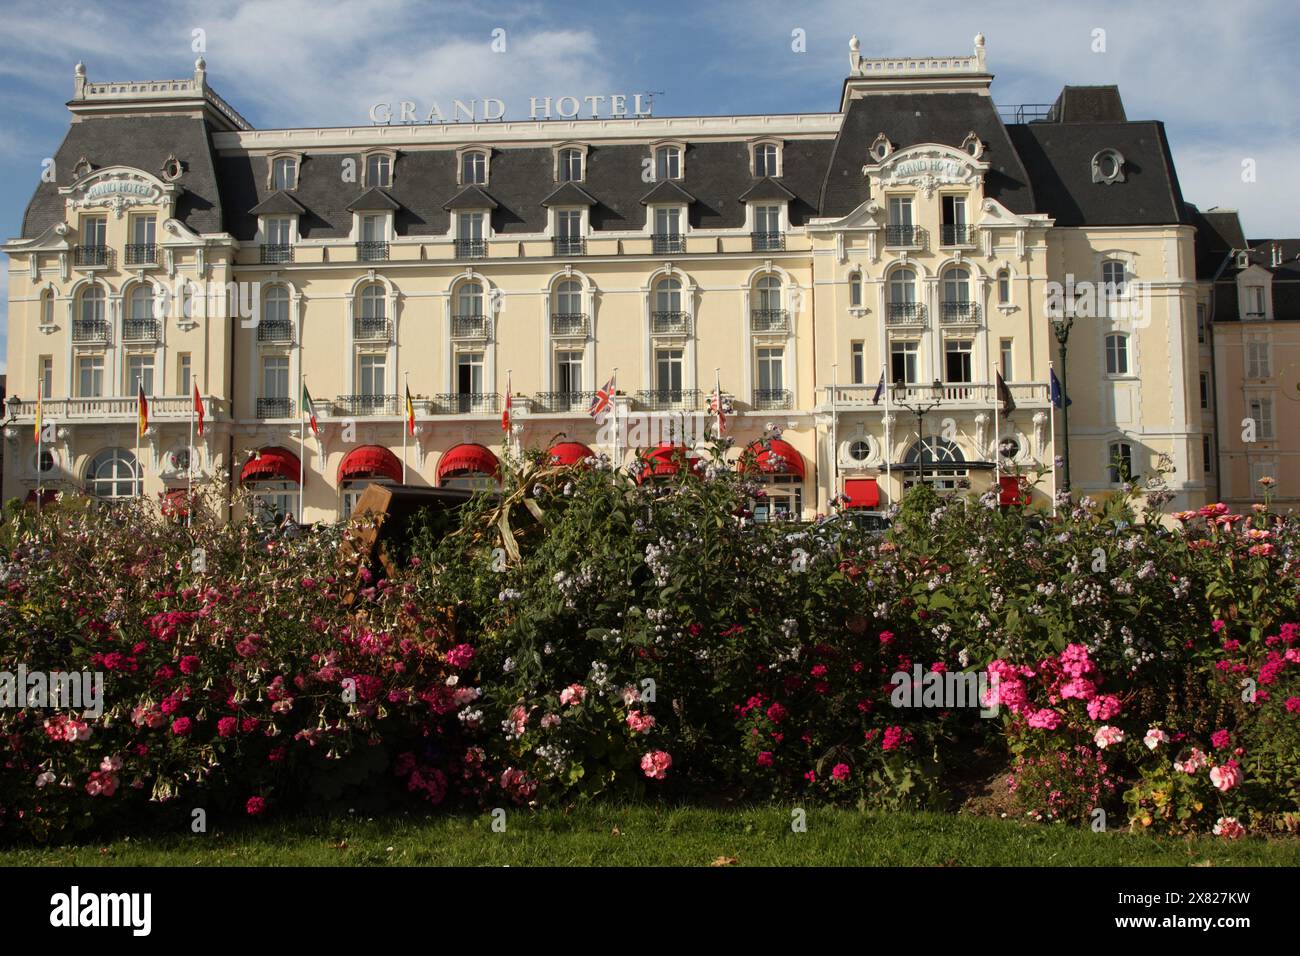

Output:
xmin=589 ymin=375 xmax=615 ymax=420
xmin=708 ymin=378 xmax=727 ymax=433
xmin=996 ymin=371 xmax=1016 ymax=416
xmin=501 ymin=373 xmax=512 ymax=432
xmin=870 ymin=371 xmax=885 ymax=406
xmin=405 ymin=384 xmax=416 ymax=436
xmin=33 ymin=379 xmax=42 ymax=444
xmin=1050 ymin=367 xmax=1072 ymax=408
xmin=301 ymin=381 xmax=318 ymax=437
xmin=137 ymin=383 xmax=149 ymax=438
xmin=193 ymin=382 xmax=205 ymax=437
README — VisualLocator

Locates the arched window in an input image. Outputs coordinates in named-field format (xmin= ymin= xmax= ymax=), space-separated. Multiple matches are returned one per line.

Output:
xmin=461 ymin=151 xmax=488 ymax=185
xmin=654 ymin=145 xmax=681 ymax=181
xmin=79 ymin=286 xmax=105 ymax=324
xmin=40 ymin=289 xmax=54 ymax=326
xmin=85 ymin=448 xmax=141 ymax=499
xmin=997 ymin=269 xmax=1010 ymax=304
xmin=904 ymin=437 xmax=967 ymax=491
xmin=271 ymin=156 xmax=297 ymax=190
xmin=755 ymin=275 xmax=782 ymax=312
xmin=1101 ymin=259 xmax=1127 ymax=295
xmin=888 ymin=268 xmax=917 ymax=323
xmin=848 ymin=271 xmax=862 ymax=308
xmin=365 ymin=153 xmax=392 ymax=187
xmin=558 ymin=148 xmax=583 ymax=182
xmin=1105 ymin=332 xmax=1130 ymax=375
xmin=359 ymin=283 xmax=386 ymax=320
xmin=129 ymin=285 xmax=155 ymax=321
xmin=265 ymin=286 xmax=290 ymax=323
xmin=655 ymin=276 xmax=682 ymax=313
xmin=457 ymin=281 xmax=484 ymax=317
xmin=754 ymin=143 xmax=779 ymax=177
xmin=1107 ymin=441 xmax=1133 ymax=484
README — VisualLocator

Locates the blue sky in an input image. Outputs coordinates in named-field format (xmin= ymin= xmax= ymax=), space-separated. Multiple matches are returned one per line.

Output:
xmin=3 ymin=0 xmax=1298 ymax=372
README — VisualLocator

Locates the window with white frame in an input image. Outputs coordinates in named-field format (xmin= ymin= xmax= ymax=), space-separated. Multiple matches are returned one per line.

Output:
xmin=39 ymin=355 xmax=53 ymax=398
xmin=461 ymin=151 xmax=488 ymax=185
xmin=654 ymin=348 xmax=684 ymax=395
xmin=79 ymin=286 xmax=105 ymax=324
xmin=851 ymin=341 xmax=864 ymax=384
xmin=890 ymin=339 xmax=919 ymax=385
xmin=654 ymin=145 xmax=681 ymax=181
xmin=848 ymin=271 xmax=862 ymax=308
xmin=271 ymin=156 xmax=298 ymax=190
xmin=77 ymin=355 xmax=104 ymax=397
xmin=1000 ymin=339 xmax=1014 ymax=380
xmin=754 ymin=142 xmax=779 ymax=177
xmin=81 ymin=215 xmax=107 ymax=248
xmin=756 ymin=346 xmax=785 ymax=397
xmin=888 ymin=267 xmax=917 ymax=321
xmin=39 ymin=289 xmax=54 ymax=326
xmin=457 ymin=281 xmax=484 ymax=317
xmin=1246 ymin=287 xmax=1266 ymax=318
xmin=654 ymin=206 xmax=682 ymax=238
xmin=1246 ymin=340 xmax=1271 ymax=379
xmin=997 ymin=269 xmax=1011 ymax=304
xmin=128 ymin=285 xmax=155 ymax=321
xmin=1101 ymin=259 xmax=1127 ymax=295
xmin=365 ymin=153 xmax=392 ymax=187
xmin=555 ymin=350 xmax=583 ymax=396
xmin=1248 ymin=396 xmax=1275 ymax=440
xmin=754 ymin=204 xmax=782 ymax=238
xmin=1105 ymin=332 xmax=1130 ymax=375
xmin=457 ymin=211 xmax=486 ymax=242
xmin=358 ymin=354 xmax=387 ymax=397
xmin=178 ymin=353 xmax=192 ymax=397
xmin=456 ymin=351 xmax=485 ymax=398
xmin=85 ymin=449 xmax=141 ymax=499
xmin=359 ymin=283 xmax=386 ymax=324
xmin=361 ymin=214 xmax=386 ymax=243
xmin=558 ymin=148 xmax=583 ymax=182
xmin=261 ymin=355 xmax=290 ymax=403
xmin=1107 ymin=440 xmax=1133 ymax=484
xmin=126 ymin=354 xmax=155 ymax=396
xmin=944 ymin=339 xmax=973 ymax=383
xmin=265 ymin=217 xmax=294 ymax=247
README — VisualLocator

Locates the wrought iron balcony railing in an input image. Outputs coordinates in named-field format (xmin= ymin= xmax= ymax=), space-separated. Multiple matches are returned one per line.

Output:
xmin=550 ymin=312 xmax=587 ymax=337
xmin=451 ymin=314 xmax=491 ymax=339
xmin=335 ymin=394 xmax=398 ymax=416
xmin=454 ymin=238 xmax=487 ymax=259
xmin=553 ymin=237 xmax=586 ymax=256
xmin=433 ymin=392 xmax=499 ymax=414
xmin=122 ymin=319 xmax=160 ymax=343
xmin=650 ymin=310 xmax=690 ymax=335
xmin=72 ymin=319 xmax=110 ymax=343
xmin=750 ymin=309 xmax=789 ymax=333
xmin=885 ymin=225 xmax=924 ymax=247
xmin=261 ymin=244 xmax=294 ymax=264
xmin=256 ymin=397 xmax=294 ymax=418
xmin=532 ymin=391 xmax=595 ymax=413
xmin=356 ymin=241 xmax=389 ymax=262
xmin=652 ymin=234 xmax=684 ymax=254
xmin=257 ymin=319 xmax=293 ymax=343
xmin=74 ymin=245 xmax=113 ymax=268
xmin=940 ymin=301 xmax=981 ymax=324
xmin=354 ymin=316 xmax=391 ymax=341
xmin=637 ymin=389 xmax=701 ymax=410
xmin=752 ymin=388 xmax=792 ymax=410
xmin=124 ymin=243 xmax=158 ymax=266
xmin=751 ymin=231 xmax=785 ymax=252
xmin=886 ymin=302 xmax=925 ymax=325
xmin=940 ymin=223 xmax=974 ymax=246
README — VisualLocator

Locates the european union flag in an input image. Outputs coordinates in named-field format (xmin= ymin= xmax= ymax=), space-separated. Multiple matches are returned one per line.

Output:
xmin=1050 ymin=367 xmax=1072 ymax=408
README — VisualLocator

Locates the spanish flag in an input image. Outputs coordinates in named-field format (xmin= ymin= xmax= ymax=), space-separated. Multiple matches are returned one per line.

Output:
xmin=137 ymin=382 xmax=149 ymax=438
xmin=405 ymin=384 xmax=416 ymax=436
xmin=33 ymin=379 xmax=42 ymax=444
xmin=193 ymin=381 xmax=205 ymax=437
xmin=501 ymin=372 xmax=512 ymax=433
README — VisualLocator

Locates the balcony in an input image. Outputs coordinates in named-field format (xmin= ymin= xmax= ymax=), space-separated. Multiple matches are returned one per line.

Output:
xmin=356 ymin=241 xmax=389 ymax=262
xmin=550 ymin=312 xmax=587 ymax=337
xmin=533 ymin=391 xmax=595 ymax=413
xmin=354 ymin=316 xmax=391 ymax=341
xmin=650 ymin=311 xmax=691 ymax=335
xmin=454 ymin=238 xmax=487 ymax=260
xmin=72 ymin=319 xmax=110 ymax=344
xmin=940 ymin=223 xmax=974 ymax=246
xmin=885 ymin=225 xmax=924 ymax=248
xmin=74 ymin=245 xmax=113 ymax=269
xmin=124 ymin=244 xmax=158 ymax=266
xmin=451 ymin=314 xmax=491 ymax=339
xmin=751 ymin=231 xmax=785 ymax=252
xmin=122 ymin=319 xmax=160 ymax=343
xmin=886 ymin=302 xmax=926 ymax=326
xmin=335 ymin=394 xmax=398 ymax=416
xmin=10 ymin=395 xmax=221 ymax=425
xmin=257 ymin=319 xmax=293 ymax=343
xmin=753 ymin=388 xmax=792 ymax=410
xmin=256 ymin=397 xmax=294 ymax=418
xmin=824 ymin=381 xmax=1050 ymax=408
xmin=553 ymin=237 xmax=586 ymax=256
xmin=433 ymin=392 xmax=499 ymax=414
xmin=652 ymin=234 xmax=684 ymax=255
xmin=261 ymin=244 xmax=294 ymax=264
xmin=750 ymin=309 xmax=789 ymax=333
xmin=637 ymin=389 xmax=701 ymax=411
xmin=939 ymin=301 xmax=981 ymax=326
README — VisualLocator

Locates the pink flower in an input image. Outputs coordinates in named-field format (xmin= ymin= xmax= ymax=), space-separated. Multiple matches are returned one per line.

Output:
xmin=539 ymin=713 xmax=561 ymax=730
xmin=1174 ymin=748 xmax=1207 ymax=774
xmin=559 ymin=683 xmax=586 ymax=706
xmin=1143 ymin=728 xmax=1169 ymax=750
xmin=171 ymin=717 xmax=193 ymax=736
xmin=766 ymin=702 xmax=787 ymax=723
xmin=831 ymin=762 xmax=851 ymax=782
xmin=1059 ymin=678 xmax=1098 ymax=701
xmin=881 ymin=725 xmax=910 ymax=751
xmin=1209 ymin=762 xmax=1241 ymax=792
xmin=626 ymin=710 xmax=656 ymax=734
xmin=1284 ymin=697 xmax=1300 ymax=714
xmin=1026 ymin=708 xmax=1061 ymax=730
xmin=445 ymin=644 xmax=476 ymax=669
xmin=217 ymin=717 xmax=238 ymax=738
xmin=1087 ymin=695 xmax=1122 ymax=721
xmin=1213 ymin=817 xmax=1246 ymax=839
xmin=1093 ymin=725 xmax=1125 ymax=749
xmin=178 ymin=655 xmax=201 ymax=675
xmin=246 ymin=796 xmax=267 ymax=816
xmin=640 ymin=750 xmax=672 ymax=780
xmin=756 ymin=751 xmax=774 ymax=768
xmin=1210 ymin=729 xmax=1231 ymax=750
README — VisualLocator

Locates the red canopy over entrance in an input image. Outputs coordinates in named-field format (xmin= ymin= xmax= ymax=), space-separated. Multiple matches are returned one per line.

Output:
xmin=240 ymin=447 xmax=300 ymax=484
xmin=636 ymin=443 xmax=701 ymax=483
xmin=338 ymin=445 xmax=403 ymax=484
xmin=999 ymin=475 xmax=1031 ymax=506
xmin=547 ymin=441 xmax=595 ymax=467
xmin=743 ymin=438 xmax=806 ymax=479
xmin=437 ymin=443 xmax=501 ymax=483
xmin=843 ymin=477 xmax=880 ymax=509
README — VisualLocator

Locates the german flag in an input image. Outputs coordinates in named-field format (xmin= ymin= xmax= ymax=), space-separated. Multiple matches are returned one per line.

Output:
xmin=405 ymin=384 xmax=416 ymax=436
xmin=137 ymin=382 xmax=149 ymax=438
xmin=33 ymin=379 xmax=42 ymax=444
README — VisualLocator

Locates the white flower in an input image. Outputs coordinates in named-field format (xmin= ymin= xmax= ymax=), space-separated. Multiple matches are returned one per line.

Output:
xmin=1143 ymin=728 xmax=1169 ymax=750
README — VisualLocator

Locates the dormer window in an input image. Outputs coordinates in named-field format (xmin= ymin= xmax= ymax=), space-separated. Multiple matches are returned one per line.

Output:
xmin=1091 ymin=148 xmax=1126 ymax=185
xmin=654 ymin=145 xmax=682 ymax=181
xmin=365 ymin=153 xmax=393 ymax=187
xmin=753 ymin=142 xmax=781 ymax=177
xmin=558 ymin=147 xmax=584 ymax=182
xmin=460 ymin=150 xmax=489 ymax=186
xmin=869 ymin=133 xmax=893 ymax=163
xmin=271 ymin=156 xmax=298 ymax=190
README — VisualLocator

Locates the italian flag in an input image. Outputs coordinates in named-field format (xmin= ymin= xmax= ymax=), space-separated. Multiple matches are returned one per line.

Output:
xmin=302 ymin=381 xmax=318 ymax=437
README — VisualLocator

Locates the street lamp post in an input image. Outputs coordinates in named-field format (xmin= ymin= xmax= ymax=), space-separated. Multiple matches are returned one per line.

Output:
xmin=1051 ymin=313 xmax=1074 ymax=495
xmin=891 ymin=379 xmax=944 ymax=489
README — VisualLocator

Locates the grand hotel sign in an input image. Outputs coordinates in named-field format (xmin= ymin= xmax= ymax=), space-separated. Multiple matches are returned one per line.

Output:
xmin=61 ymin=168 xmax=177 ymax=218
xmin=368 ymin=93 xmax=655 ymax=124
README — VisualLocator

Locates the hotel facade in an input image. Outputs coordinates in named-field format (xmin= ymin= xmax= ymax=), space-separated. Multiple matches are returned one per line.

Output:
xmin=3 ymin=35 xmax=1284 ymax=523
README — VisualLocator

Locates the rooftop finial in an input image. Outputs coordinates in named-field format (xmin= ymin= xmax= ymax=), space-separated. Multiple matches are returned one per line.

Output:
xmin=849 ymin=34 xmax=860 ymax=53
xmin=195 ymin=56 xmax=206 ymax=72
xmin=74 ymin=61 xmax=85 ymax=76
xmin=975 ymin=32 xmax=985 ymax=48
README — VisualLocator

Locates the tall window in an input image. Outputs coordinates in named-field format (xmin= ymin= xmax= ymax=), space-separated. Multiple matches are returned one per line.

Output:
xmin=888 ymin=197 xmax=912 ymax=226
xmin=86 ymin=449 xmax=141 ymax=499
xmin=130 ymin=215 xmax=156 ymax=250
xmin=890 ymin=340 xmax=919 ymax=385
xmin=456 ymin=352 xmax=485 ymax=396
xmin=1202 ymin=435 xmax=1214 ymax=475
xmin=458 ymin=211 xmax=485 ymax=241
xmin=358 ymin=354 xmax=387 ymax=397
xmin=941 ymin=195 xmax=967 ymax=244
xmin=755 ymin=275 xmax=782 ymax=313
xmin=457 ymin=281 xmax=484 ymax=316
xmin=754 ymin=143 xmax=778 ymax=177
xmin=262 ymin=356 xmax=290 ymax=400
xmin=654 ymin=145 xmax=681 ymax=180
xmin=126 ymin=355 xmax=155 ymax=396
xmin=360 ymin=283 xmax=386 ymax=320
xmin=888 ymin=268 xmax=916 ymax=319
xmin=82 ymin=216 xmax=107 ymax=248
xmin=559 ymin=148 xmax=583 ymax=182
xmin=361 ymin=214 xmax=385 ymax=243
xmin=1107 ymin=441 xmax=1133 ymax=484
xmin=554 ymin=279 xmax=582 ymax=315
xmin=40 ymin=290 xmax=54 ymax=326
xmin=178 ymin=353 xmax=192 ymax=397
xmin=461 ymin=151 xmax=487 ymax=185
xmin=942 ymin=267 xmax=970 ymax=311
xmin=1246 ymin=340 xmax=1271 ymax=379
xmin=555 ymin=351 xmax=583 ymax=394
xmin=1101 ymin=259 xmax=1127 ymax=296
xmin=654 ymin=206 xmax=681 ymax=238
xmin=944 ymin=339 xmax=973 ymax=383
xmin=39 ymin=355 xmax=53 ymax=398
xmin=1248 ymin=396 xmax=1275 ymax=440
xmin=756 ymin=347 xmax=784 ymax=393
xmin=848 ymin=271 xmax=862 ymax=308
xmin=265 ymin=286 xmax=290 ymax=330
xmin=266 ymin=217 xmax=293 ymax=246
xmin=654 ymin=348 xmax=684 ymax=395
xmin=851 ymin=341 xmax=865 ymax=384
xmin=1196 ymin=303 xmax=1207 ymax=343
xmin=79 ymin=286 xmax=105 ymax=324
xmin=997 ymin=269 xmax=1011 ymax=304
xmin=129 ymin=285 xmax=155 ymax=321
xmin=77 ymin=355 xmax=104 ymax=397
xmin=1105 ymin=333 xmax=1130 ymax=375
xmin=754 ymin=205 xmax=782 ymax=236
xmin=999 ymin=339 xmax=1014 ymax=380
xmin=655 ymin=277 xmax=682 ymax=314
xmin=1199 ymin=371 xmax=1210 ymax=409
xmin=556 ymin=209 xmax=582 ymax=242
xmin=1247 ymin=287 xmax=1265 ymax=318
xmin=365 ymin=154 xmax=392 ymax=187
xmin=272 ymin=157 xmax=297 ymax=190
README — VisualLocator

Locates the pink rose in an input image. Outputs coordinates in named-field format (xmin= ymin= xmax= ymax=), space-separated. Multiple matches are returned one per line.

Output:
xmin=640 ymin=750 xmax=672 ymax=780
xmin=246 ymin=796 xmax=267 ymax=816
xmin=217 ymin=716 xmax=238 ymax=738
xmin=171 ymin=717 xmax=193 ymax=736
xmin=756 ymin=751 xmax=774 ymax=768
xmin=559 ymin=683 xmax=586 ymax=707
xmin=626 ymin=710 xmax=656 ymax=734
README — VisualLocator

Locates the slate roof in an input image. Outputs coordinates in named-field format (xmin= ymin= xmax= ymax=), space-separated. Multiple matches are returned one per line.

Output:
xmin=640 ymin=179 xmax=697 ymax=205
xmin=346 ymin=187 xmax=400 ymax=211
xmin=738 ymin=177 xmax=797 ymax=202
xmin=248 ymin=190 xmax=306 ymax=216
xmin=540 ymin=182 xmax=598 ymax=207
xmin=1046 ymin=86 xmax=1128 ymax=124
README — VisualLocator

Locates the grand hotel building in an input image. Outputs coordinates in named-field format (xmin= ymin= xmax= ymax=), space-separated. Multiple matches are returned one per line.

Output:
xmin=4 ymin=36 xmax=1288 ymax=522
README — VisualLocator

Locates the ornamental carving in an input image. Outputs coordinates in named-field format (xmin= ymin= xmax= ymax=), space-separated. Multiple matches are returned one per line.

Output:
xmin=61 ymin=167 xmax=177 ymax=220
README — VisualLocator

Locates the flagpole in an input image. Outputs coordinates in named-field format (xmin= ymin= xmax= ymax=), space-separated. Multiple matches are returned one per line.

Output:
xmin=882 ymin=364 xmax=892 ymax=506
xmin=612 ymin=367 xmax=619 ymax=472
xmin=993 ymin=363 xmax=1002 ymax=490
xmin=714 ymin=367 xmax=722 ymax=440
xmin=187 ymin=385 xmax=195 ymax=529
xmin=298 ymin=388 xmax=305 ymax=524
xmin=402 ymin=371 xmax=409 ymax=485
xmin=35 ymin=380 xmax=42 ymax=532
xmin=1049 ymin=360 xmax=1058 ymax=517
xmin=830 ymin=363 xmax=838 ymax=507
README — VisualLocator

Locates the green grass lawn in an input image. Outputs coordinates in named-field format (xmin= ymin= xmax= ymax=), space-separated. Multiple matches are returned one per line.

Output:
xmin=8 ymin=806 xmax=1300 ymax=867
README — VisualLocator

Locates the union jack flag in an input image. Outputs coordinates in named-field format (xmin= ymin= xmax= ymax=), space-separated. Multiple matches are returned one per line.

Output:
xmin=589 ymin=375 xmax=616 ymax=420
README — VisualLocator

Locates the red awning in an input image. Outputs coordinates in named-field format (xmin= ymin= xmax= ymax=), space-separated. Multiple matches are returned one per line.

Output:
xmin=843 ymin=477 xmax=880 ymax=509
xmin=744 ymin=438 xmax=806 ymax=479
xmin=338 ymin=445 xmax=403 ymax=484
xmin=637 ymin=443 xmax=701 ymax=483
xmin=160 ymin=488 xmax=192 ymax=518
xmin=547 ymin=441 xmax=595 ymax=467
xmin=240 ymin=447 xmax=301 ymax=484
xmin=437 ymin=443 xmax=501 ymax=483
xmin=999 ymin=475 xmax=1031 ymax=506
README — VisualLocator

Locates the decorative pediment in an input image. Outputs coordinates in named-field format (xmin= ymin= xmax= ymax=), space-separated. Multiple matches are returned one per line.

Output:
xmin=60 ymin=165 xmax=178 ymax=219
xmin=863 ymin=144 xmax=989 ymax=199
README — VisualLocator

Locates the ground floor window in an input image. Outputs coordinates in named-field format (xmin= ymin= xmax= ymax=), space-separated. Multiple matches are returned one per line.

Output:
xmin=753 ymin=474 xmax=802 ymax=522
xmin=85 ymin=448 xmax=141 ymax=499
xmin=247 ymin=482 xmax=297 ymax=524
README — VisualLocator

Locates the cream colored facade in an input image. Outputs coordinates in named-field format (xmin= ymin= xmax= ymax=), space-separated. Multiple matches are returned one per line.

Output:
xmin=2 ymin=40 xmax=1220 ymax=522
